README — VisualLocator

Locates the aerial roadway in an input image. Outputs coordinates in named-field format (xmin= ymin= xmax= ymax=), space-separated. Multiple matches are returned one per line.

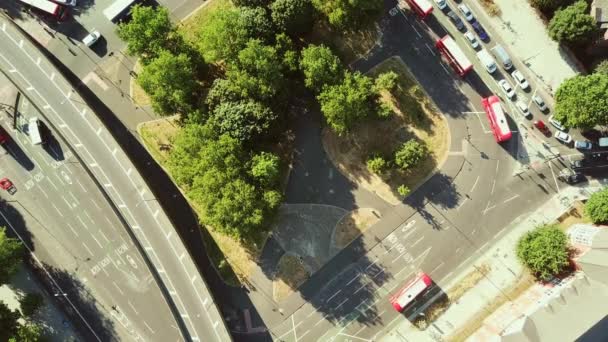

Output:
xmin=0 ymin=13 xmax=230 ymax=342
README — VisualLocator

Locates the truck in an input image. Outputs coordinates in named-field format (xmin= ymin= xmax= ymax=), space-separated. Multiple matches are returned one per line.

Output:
xmin=476 ymin=49 xmax=497 ymax=74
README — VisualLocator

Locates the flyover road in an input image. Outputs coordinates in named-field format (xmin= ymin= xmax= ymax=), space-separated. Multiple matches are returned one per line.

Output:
xmin=262 ymin=0 xmax=586 ymax=340
xmin=0 ymin=15 xmax=231 ymax=342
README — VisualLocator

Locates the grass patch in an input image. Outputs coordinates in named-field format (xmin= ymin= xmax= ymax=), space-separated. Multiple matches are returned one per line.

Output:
xmin=306 ymin=19 xmax=379 ymax=65
xmin=130 ymin=61 xmax=151 ymax=107
xmin=138 ymin=117 xmax=181 ymax=164
xmin=178 ymin=0 xmax=233 ymax=43
xmin=334 ymin=208 xmax=381 ymax=248
xmin=479 ymin=0 xmax=501 ymax=16
xmin=273 ymin=254 xmax=310 ymax=302
xmin=322 ymin=57 xmax=449 ymax=205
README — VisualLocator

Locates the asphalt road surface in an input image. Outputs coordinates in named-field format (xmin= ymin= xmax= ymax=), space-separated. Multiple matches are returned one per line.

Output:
xmin=0 ymin=15 xmax=230 ymax=342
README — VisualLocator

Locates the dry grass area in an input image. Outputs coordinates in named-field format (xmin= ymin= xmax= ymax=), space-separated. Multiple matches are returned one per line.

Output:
xmin=306 ymin=20 xmax=379 ymax=65
xmin=130 ymin=61 xmax=151 ymax=107
xmin=334 ymin=208 xmax=381 ymax=248
xmin=138 ymin=117 xmax=181 ymax=164
xmin=273 ymin=254 xmax=310 ymax=302
xmin=479 ymin=0 xmax=501 ymax=16
xmin=322 ymin=57 xmax=449 ymax=205
xmin=557 ymin=201 xmax=591 ymax=231
xmin=447 ymin=272 xmax=536 ymax=342
xmin=178 ymin=0 xmax=233 ymax=43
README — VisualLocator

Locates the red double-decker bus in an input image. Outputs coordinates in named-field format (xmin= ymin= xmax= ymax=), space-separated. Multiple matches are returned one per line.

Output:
xmin=18 ymin=0 xmax=69 ymax=21
xmin=436 ymin=35 xmax=473 ymax=77
xmin=406 ymin=0 xmax=434 ymax=19
xmin=482 ymin=95 xmax=512 ymax=142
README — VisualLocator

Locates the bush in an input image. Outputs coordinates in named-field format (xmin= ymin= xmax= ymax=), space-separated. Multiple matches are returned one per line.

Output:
xmin=585 ymin=188 xmax=608 ymax=224
xmin=394 ymin=140 xmax=427 ymax=171
xmin=19 ymin=293 xmax=44 ymax=317
xmin=366 ymin=155 xmax=387 ymax=174
xmin=548 ymin=1 xmax=598 ymax=45
xmin=397 ymin=185 xmax=411 ymax=197
xmin=374 ymin=71 xmax=398 ymax=92
xmin=595 ymin=60 xmax=608 ymax=75
xmin=377 ymin=101 xmax=393 ymax=119
xmin=516 ymin=225 xmax=570 ymax=281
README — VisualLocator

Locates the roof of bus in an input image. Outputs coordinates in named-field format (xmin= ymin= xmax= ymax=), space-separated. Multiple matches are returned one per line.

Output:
xmin=488 ymin=99 xmax=510 ymax=135
xmin=412 ymin=0 xmax=433 ymax=13
xmin=19 ymin=0 xmax=59 ymax=13
xmin=393 ymin=273 xmax=432 ymax=309
xmin=440 ymin=36 xmax=473 ymax=72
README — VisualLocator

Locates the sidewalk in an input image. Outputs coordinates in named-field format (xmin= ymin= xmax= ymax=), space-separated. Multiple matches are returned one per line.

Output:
xmin=380 ymin=181 xmax=605 ymax=342
xmin=0 ymin=266 xmax=81 ymax=341
xmin=470 ymin=0 xmax=581 ymax=97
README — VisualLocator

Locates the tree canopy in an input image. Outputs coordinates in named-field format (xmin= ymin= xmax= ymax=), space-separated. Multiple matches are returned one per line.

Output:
xmin=312 ymin=0 xmax=383 ymax=29
xmin=0 ymin=301 xmax=20 ymax=342
xmin=516 ymin=225 xmax=570 ymax=281
xmin=300 ymin=44 xmax=344 ymax=92
xmin=240 ymin=6 xmax=275 ymax=43
xmin=210 ymin=100 xmax=277 ymax=142
xmin=548 ymin=1 xmax=598 ymax=45
xmin=530 ymin=0 xmax=571 ymax=12
xmin=138 ymin=50 xmax=198 ymax=116
xmin=395 ymin=140 xmax=427 ymax=171
xmin=317 ymin=71 xmax=376 ymax=135
xmin=585 ymin=188 xmax=608 ymax=224
xmin=595 ymin=60 xmax=608 ymax=75
xmin=271 ymin=0 xmax=314 ymax=36
xmin=0 ymin=228 xmax=24 ymax=286
xmin=554 ymin=73 xmax=608 ymax=129
xmin=250 ymin=152 xmax=281 ymax=187
xmin=116 ymin=5 xmax=175 ymax=62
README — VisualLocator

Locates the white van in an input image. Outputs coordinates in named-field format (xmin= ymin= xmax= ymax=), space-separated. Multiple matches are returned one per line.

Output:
xmin=28 ymin=117 xmax=43 ymax=145
xmin=476 ymin=49 xmax=497 ymax=73
xmin=491 ymin=45 xmax=513 ymax=70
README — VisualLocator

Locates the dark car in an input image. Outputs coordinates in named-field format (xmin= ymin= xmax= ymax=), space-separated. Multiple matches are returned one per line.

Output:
xmin=564 ymin=173 xmax=586 ymax=184
xmin=447 ymin=11 xmax=465 ymax=31
xmin=471 ymin=21 xmax=489 ymax=41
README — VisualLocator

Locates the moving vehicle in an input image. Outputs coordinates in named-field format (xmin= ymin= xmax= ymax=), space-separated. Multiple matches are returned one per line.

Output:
xmin=447 ymin=11 xmax=465 ymax=31
xmin=406 ymin=0 xmax=434 ymax=19
xmin=0 ymin=178 xmax=17 ymax=195
xmin=390 ymin=272 xmax=432 ymax=312
xmin=548 ymin=115 xmax=565 ymax=131
xmin=555 ymin=131 xmax=572 ymax=144
xmin=574 ymin=140 xmax=592 ymax=150
xmin=28 ymin=117 xmax=45 ymax=145
xmin=457 ymin=4 xmax=474 ymax=21
xmin=515 ymin=100 xmax=531 ymax=118
xmin=558 ymin=169 xmax=586 ymax=184
xmin=83 ymin=31 xmax=101 ymax=47
xmin=464 ymin=32 xmax=479 ymax=49
xmin=471 ymin=21 xmax=489 ymax=41
xmin=436 ymin=35 xmax=473 ymax=76
xmin=498 ymin=79 xmax=515 ymax=99
xmin=532 ymin=95 xmax=547 ymax=111
xmin=477 ymin=49 xmax=497 ymax=73
xmin=534 ymin=120 xmax=551 ymax=136
xmin=482 ymin=95 xmax=512 ymax=142
xmin=491 ymin=45 xmax=512 ymax=70
xmin=511 ymin=70 xmax=530 ymax=90
xmin=17 ymin=0 xmax=69 ymax=20
xmin=433 ymin=0 xmax=447 ymax=10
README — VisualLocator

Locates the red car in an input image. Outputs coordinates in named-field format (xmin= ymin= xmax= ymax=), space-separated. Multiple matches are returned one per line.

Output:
xmin=0 ymin=178 xmax=16 ymax=195
xmin=534 ymin=120 xmax=551 ymax=137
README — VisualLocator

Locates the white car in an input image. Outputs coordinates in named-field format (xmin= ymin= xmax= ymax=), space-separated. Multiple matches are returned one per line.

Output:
xmin=554 ymin=131 xmax=572 ymax=144
xmin=434 ymin=0 xmax=447 ymax=10
xmin=548 ymin=115 xmax=566 ymax=131
xmin=83 ymin=31 xmax=101 ymax=47
xmin=464 ymin=32 xmax=479 ymax=49
xmin=51 ymin=0 xmax=77 ymax=6
xmin=498 ymin=79 xmax=516 ymax=100
xmin=515 ymin=100 xmax=531 ymax=118
xmin=458 ymin=4 xmax=475 ymax=22
xmin=511 ymin=70 xmax=530 ymax=90
xmin=532 ymin=95 xmax=547 ymax=111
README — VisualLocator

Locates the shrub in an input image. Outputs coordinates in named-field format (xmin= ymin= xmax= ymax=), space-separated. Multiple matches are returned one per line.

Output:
xmin=585 ymin=188 xmax=608 ymax=224
xmin=394 ymin=140 xmax=427 ymax=171
xmin=397 ymin=185 xmax=411 ymax=197
xmin=377 ymin=101 xmax=393 ymax=119
xmin=366 ymin=155 xmax=387 ymax=174
xmin=516 ymin=225 xmax=570 ymax=281
xmin=374 ymin=71 xmax=398 ymax=92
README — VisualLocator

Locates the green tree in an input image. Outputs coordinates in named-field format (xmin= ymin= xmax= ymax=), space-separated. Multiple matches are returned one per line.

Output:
xmin=138 ymin=50 xmax=198 ymax=116
xmin=240 ymin=6 xmax=275 ymax=43
xmin=274 ymin=33 xmax=299 ymax=74
xmin=397 ymin=185 xmax=411 ymax=197
xmin=226 ymin=40 xmax=285 ymax=103
xmin=19 ymin=293 xmax=43 ymax=318
xmin=530 ymin=0 xmax=571 ymax=12
xmin=585 ymin=188 xmax=608 ymax=224
xmin=250 ymin=152 xmax=281 ymax=186
xmin=554 ymin=73 xmax=608 ymax=129
xmin=312 ymin=0 xmax=382 ymax=29
xmin=0 ymin=301 xmax=20 ymax=341
xmin=394 ymin=140 xmax=427 ymax=171
xmin=210 ymin=100 xmax=277 ymax=142
xmin=366 ymin=155 xmax=387 ymax=174
xmin=197 ymin=8 xmax=251 ymax=62
xmin=116 ymin=5 xmax=175 ymax=62
xmin=9 ymin=322 xmax=42 ymax=342
xmin=300 ymin=45 xmax=344 ymax=92
xmin=206 ymin=78 xmax=243 ymax=112
xmin=516 ymin=225 xmax=570 ymax=281
xmin=271 ymin=0 xmax=314 ymax=36
xmin=232 ymin=0 xmax=270 ymax=7
xmin=317 ymin=71 xmax=375 ymax=135
xmin=167 ymin=124 xmax=212 ymax=187
xmin=594 ymin=59 xmax=608 ymax=75
xmin=0 ymin=228 xmax=24 ymax=286
xmin=548 ymin=1 xmax=598 ymax=45
xmin=374 ymin=71 xmax=399 ymax=92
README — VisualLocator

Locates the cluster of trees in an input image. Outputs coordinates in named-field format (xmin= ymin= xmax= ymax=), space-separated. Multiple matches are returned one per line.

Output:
xmin=0 ymin=228 xmax=44 ymax=341
xmin=548 ymin=0 xmax=598 ymax=45
xmin=516 ymin=225 xmax=570 ymax=281
xmin=311 ymin=0 xmax=382 ymax=29
xmin=554 ymin=71 xmax=608 ymax=130
xmin=585 ymin=188 xmax=608 ymax=224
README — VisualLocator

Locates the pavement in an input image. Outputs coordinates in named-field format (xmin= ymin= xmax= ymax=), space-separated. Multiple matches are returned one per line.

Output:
xmin=380 ymin=181 xmax=606 ymax=342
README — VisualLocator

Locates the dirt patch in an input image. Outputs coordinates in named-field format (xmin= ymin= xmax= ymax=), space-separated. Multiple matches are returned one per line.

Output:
xmin=130 ymin=61 xmax=151 ymax=107
xmin=322 ymin=57 xmax=449 ymax=205
xmin=557 ymin=201 xmax=591 ymax=231
xmin=334 ymin=208 xmax=381 ymax=249
xmin=479 ymin=0 xmax=501 ymax=16
xmin=273 ymin=254 xmax=310 ymax=302
xmin=306 ymin=20 xmax=379 ymax=65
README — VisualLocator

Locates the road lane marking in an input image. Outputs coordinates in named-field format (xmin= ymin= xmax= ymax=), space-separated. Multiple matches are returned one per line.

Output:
xmin=77 ymin=215 xmax=88 ymax=230
xmin=549 ymin=161 xmax=560 ymax=193
xmin=504 ymin=195 xmax=519 ymax=203
xmin=338 ymin=332 xmax=371 ymax=341
xmin=99 ymin=230 xmax=111 ymax=244
xmin=346 ymin=273 xmax=361 ymax=285
xmin=314 ymin=314 xmax=328 ymax=327
xmin=425 ymin=43 xmax=436 ymax=56
xmin=91 ymin=235 xmax=103 ymax=249
xmin=470 ymin=176 xmax=480 ymax=193
xmin=127 ymin=301 xmax=139 ymax=315
xmin=430 ymin=261 xmax=445 ymax=274
xmin=143 ymin=321 xmax=155 ymax=334
xmin=326 ymin=289 xmax=342 ymax=303
xmin=51 ymin=203 xmax=63 ymax=217
xmin=67 ymin=223 xmax=78 ymax=237
xmin=300 ymin=329 xmax=310 ymax=340
xmin=292 ymin=315 xmax=298 ymax=342
xmin=61 ymin=195 xmax=72 ymax=209
xmin=440 ymin=63 xmax=451 ymax=75
xmin=483 ymin=202 xmax=496 ymax=215
xmin=411 ymin=236 xmax=424 ymax=247
xmin=334 ymin=298 xmax=349 ymax=310
xmin=491 ymin=179 xmax=496 ymax=195
xmin=354 ymin=282 xmax=368 ymax=294
xmin=82 ymin=242 xmax=94 ymax=256
xmin=112 ymin=281 xmax=125 ymax=295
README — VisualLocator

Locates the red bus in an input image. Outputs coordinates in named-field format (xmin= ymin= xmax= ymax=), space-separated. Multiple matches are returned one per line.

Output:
xmin=406 ymin=0 xmax=433 ymax=19
xmin=482 ymin=95 xmax=512 ymax=142
xmin=436 ymin=35 xmax=473 ymax=77
xmin=18 ymin=0 xmax=69 ymax=21
xmin=390 ymin=272 xmax=432 ymax=312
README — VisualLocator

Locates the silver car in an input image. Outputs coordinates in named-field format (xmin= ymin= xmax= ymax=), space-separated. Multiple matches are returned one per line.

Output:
xmin=532 ymin=95 xmax=547 ymax=111
xmin=511 ymin=70 xmax=530 ymax=90
xmin=498 ymin=79 xmax=516 ymax=100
